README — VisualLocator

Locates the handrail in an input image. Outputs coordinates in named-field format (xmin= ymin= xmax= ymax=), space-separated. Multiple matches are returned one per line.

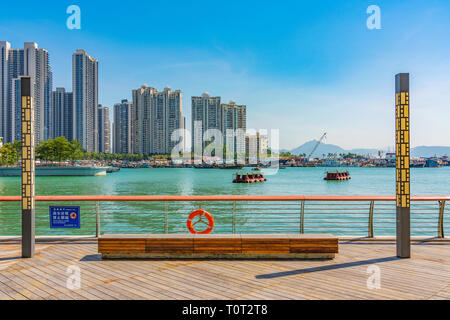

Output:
xmin=0 ymin=195 xmax=449 ymax=202
xmin=0 ymin=195 xmax=448 ymax=238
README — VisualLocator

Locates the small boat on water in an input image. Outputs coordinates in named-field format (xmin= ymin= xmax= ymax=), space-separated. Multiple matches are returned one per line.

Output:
xmin=107 ymin=167 xmax=121 ymax=173
xmin=324 ymin=171 xmax=351 ymax=181
xmin=233 ymin=171 xmax=267 ymax=183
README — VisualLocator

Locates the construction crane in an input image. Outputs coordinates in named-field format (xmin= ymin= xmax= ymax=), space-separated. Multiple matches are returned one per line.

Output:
xmin=307 ymin=132 xmax=327 ymax=160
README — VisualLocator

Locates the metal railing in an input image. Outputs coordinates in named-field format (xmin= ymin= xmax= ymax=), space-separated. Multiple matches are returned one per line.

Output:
xmin=0 ymin=195 xmax=448 ymax=237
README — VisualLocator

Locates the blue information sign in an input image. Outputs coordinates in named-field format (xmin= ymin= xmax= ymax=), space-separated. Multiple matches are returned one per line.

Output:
xmin=50 ymin=206 xmax=81 ymax=228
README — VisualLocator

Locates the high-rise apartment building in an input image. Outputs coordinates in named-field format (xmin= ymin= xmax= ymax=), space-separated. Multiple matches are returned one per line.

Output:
xmin=153 ymin=87 xmax=184 ymax=154
xmin=191 ymin=93 xmax=221 ymax=155
xmin=221 ymin=101 xmax=247 ymax=156
xmin=24 ymin=42 xmax=53 ymax=142
xmin=98 ymin=105 xmax=111 ymax=153
xmin=52 ymin=88 xmax=73 ymax=141
xmin=113 ymin=100 xmax=131 ymax=154
xmin=0 ymin=41 xmax=52 ymax=143
xmin=0 ymin=41 xmax=9 ymax=143
xmin=131 ymin=85 xmax=157 ymax=154
xmin=131 ymin=86 xmax=184 ymax=155
xmin=190 ymin=95 xmax=247 ymax=159
xmin=104 ymin=109 xmax=111 ymax=154
xmin=73 ymin=49 xmax=98 ymax=152
xmin=246 ymin=132 xmax=268 ymax=162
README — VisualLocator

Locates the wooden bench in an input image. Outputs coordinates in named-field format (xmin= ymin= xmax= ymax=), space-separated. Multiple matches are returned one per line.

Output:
xmin=98 ymin=234 xmax=338 ymax=259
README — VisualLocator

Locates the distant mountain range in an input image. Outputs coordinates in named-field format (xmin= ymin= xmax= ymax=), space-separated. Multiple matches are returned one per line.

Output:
xmin=410 ymin=146 xmax=450 ymax=158
xmin=283 ymin=140 xmax=450 ymax=158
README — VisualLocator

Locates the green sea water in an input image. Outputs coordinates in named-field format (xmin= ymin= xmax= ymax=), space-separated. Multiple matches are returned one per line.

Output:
xmin=0 ymin=167 xmax=449 ymax=196
xmin=0 ymin=167 xmax=449 ymax=236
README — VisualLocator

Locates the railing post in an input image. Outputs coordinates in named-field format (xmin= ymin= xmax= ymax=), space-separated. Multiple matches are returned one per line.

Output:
xmin=232 ymin=201 xmax=236 ymax=234
xmin=438 ymin=201 xmax=446 ymax=238
xmin=368 ymin=201 xmax=374 ymax=238
xmin=164 ymin=201 xmax=168 ymax=234
xmin=95 ymin=201 xmax=100 ymax=238
xmin=300 ymin=201 xmax=305 ymax=234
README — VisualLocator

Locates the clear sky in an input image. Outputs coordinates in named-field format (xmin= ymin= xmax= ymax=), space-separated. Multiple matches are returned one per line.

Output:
xmin=1 ymin=0 xmax=449 ymax=150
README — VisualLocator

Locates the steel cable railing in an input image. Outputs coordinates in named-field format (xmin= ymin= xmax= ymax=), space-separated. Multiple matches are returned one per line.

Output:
xmin=0 ymin=195 xmax=448 ymax=237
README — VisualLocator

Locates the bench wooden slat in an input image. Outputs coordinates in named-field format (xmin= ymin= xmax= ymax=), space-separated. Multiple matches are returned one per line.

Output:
xmin=146 ymin=238 xmax=194 ymax=253
xmin=98 ymin=234 xmax=338 ymax=259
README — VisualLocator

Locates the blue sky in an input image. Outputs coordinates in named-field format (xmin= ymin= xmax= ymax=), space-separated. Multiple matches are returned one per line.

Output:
xmin=1 ymin=0 xmax=449 ymax=150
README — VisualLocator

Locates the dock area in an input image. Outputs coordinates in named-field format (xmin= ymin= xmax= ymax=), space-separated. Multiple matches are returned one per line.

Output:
xmin=1 ymin=238 xmax=450 ymax=300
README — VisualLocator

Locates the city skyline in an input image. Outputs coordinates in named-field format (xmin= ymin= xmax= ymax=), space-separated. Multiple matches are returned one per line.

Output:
xmin=2 ymin=40 xmax=449 ymax=154
xmin=1 ymin=1 xmax=450 ymax=150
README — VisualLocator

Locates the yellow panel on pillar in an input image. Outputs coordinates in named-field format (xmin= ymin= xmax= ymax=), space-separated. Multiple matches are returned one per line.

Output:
xmin=395 ymin=73 xmax=411 ymax=258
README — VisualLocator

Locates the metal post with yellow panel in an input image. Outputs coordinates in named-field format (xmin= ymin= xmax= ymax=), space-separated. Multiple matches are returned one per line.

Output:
xmin=21 ymin=76 xmax=35 ymax=258
xmin=395 ymin=73 xmax=411 ymax=258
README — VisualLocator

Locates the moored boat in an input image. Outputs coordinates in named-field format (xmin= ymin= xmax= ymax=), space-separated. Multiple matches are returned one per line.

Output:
xmin=233 ymin=171 xmax=267 ymax=183
xmin=324 ymin=171 xmax=351 ymax=181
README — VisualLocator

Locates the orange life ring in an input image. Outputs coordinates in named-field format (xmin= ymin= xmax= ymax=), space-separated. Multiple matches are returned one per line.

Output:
xmin=186 ymin=209 xmax=214 ymax=234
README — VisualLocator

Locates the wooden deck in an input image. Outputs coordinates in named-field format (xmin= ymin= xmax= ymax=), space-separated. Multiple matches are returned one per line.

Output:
xmin=1 ymin=239 xmax=450 ymax=300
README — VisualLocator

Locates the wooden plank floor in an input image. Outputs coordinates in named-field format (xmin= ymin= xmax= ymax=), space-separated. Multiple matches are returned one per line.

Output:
xmin=1 ymin=239 xmax=450 ymax=300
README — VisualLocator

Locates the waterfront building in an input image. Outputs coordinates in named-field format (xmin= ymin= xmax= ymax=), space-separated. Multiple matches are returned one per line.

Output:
xmin=73 ymin=49 xmax=98 ymax=152
xmin=98 ymin=105 xmax=111 ymax=153
xmin=190 ymin=94 xmax=247 ymax=161
xmin=246 ymin=132 xmax=268 ymax=163
xmin=0 ymin=41 xmax=8 ymax=142
xmin=11 ymin=78 xmax=22 ymax=141
xmin=221 ymin=101 xmax=247 ymax=157
xmin=131 ymin=85 xmax=157 ymax=154
xmin=0 ymin=41 xmax=52 ymax=143
xmin=113 ymin=99 xmax=132 ymax=154
xmin=52 ymin=88 xmax=73 ymax=141
xmin=191 ymin=93 xmax=221 ymax=155
xmin=131 ymin=86 xmax=184 ymax=155
xmin=152 ymin=87 xmax=184 ymax=155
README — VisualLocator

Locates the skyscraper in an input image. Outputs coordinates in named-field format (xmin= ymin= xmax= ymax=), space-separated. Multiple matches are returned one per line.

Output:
xmin=132 ymin=85 xmax=157 ymax=154
xmin=113 ymin=100 xmax=131 ymax=154
xmin=1 ymin=43 xmax=24 ymax=142
xmin=0 ymin=41 xmax=52 ymax=143
xmin=24 ymin=42 xmax=53 ymax=142
xmin=98 ymin=105 xmax=111 ymax=153
xmin=246 ymin=132 xmax=268 ymax=163
xmin=104 ymin=109 xmax=111 ymax=154
xmin=221 ymin=101 xmax=247 ymax=156
xmin=191 ymin=93 xmax=221 ymax=155
xmin=153 ymin=87 xmax=184 ymax=155
xmin=190 ymin=95 xmax=247 ymax=160
xmin=0 ymin=41 xmax=9 ymax=142
xmin=73 ymin=49 xmax=98 ymax=152
xmin=131 ymin=86 xmax=184 ymax=155
xmin=52 ymin=88 xmax=73 ymax=141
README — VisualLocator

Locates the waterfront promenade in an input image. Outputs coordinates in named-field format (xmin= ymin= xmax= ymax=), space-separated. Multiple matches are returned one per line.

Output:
xmin=1 ymin=238 xmax=450 ymax=300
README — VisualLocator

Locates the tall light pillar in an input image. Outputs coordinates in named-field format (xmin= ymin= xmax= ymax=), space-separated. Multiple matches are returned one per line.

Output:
xmin=21 ymin=76 xmax=35 ymax=258
xmin=395 ymin=73 xmax=411 ymax=258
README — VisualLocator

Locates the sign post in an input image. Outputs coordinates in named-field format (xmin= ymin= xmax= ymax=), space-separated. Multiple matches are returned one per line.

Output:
xmin=395 ymin=73 xmax=411 ymax=258
xmin=21 ymin=76 xmax=35 ymax=258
